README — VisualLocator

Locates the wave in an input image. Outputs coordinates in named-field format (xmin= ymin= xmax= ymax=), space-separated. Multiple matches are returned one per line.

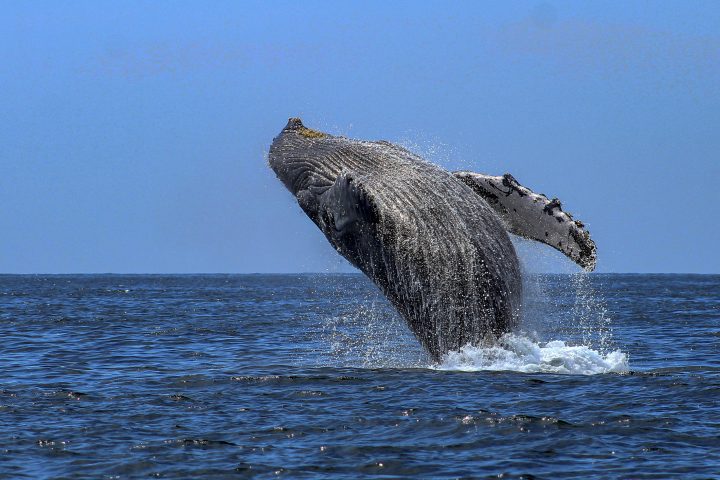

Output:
xmin=434 ymin=333 xmax=629 ymax=375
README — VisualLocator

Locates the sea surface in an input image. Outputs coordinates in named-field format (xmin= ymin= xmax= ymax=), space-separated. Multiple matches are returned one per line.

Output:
xmin=1 ymin=273 xmax=719 ymax=479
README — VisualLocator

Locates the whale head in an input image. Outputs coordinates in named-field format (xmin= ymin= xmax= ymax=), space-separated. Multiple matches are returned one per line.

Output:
xmin=268 ymin=118 xmax=344 ymax=223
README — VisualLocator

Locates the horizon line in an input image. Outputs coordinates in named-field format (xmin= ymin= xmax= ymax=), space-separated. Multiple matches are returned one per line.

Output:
xmin=0 ymin=271 xmax=718 ymax=276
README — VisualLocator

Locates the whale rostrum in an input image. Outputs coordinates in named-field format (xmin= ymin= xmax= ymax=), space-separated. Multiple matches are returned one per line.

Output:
xmin=268 ymin=118 xmax=596 ymax=360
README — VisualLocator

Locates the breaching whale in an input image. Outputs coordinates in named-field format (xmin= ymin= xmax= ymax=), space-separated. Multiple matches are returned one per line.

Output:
xmin=268 ymin=118 xmax=596 ymax=361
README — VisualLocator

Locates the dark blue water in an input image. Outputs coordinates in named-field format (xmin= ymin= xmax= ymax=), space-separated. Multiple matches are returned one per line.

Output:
xmin=1 ymin=274 xmax=719 ymax=478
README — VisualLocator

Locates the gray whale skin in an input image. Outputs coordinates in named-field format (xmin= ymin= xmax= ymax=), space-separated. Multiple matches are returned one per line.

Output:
xmin=269 ymin=118 xmax=596 ymax=361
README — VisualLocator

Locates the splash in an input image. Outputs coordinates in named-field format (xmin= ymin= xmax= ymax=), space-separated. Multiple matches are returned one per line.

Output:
xmin=314 ymin=267 xmax=631 ymax=374
xmin=429 ymin=240 xmax=629 ymax=374
xmin=435 ymin=333 xmax=629 ymax=374
xmin=319 ymin=301 xmax=430 ymax=369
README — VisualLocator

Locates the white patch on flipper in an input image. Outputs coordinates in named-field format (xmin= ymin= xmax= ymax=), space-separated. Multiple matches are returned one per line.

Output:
xmin=454 ymin=172 xmax=597 ymax=271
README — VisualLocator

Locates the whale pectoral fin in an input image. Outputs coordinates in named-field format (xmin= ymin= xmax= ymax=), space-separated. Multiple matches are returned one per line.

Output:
xmin=320 ymin=172 xmax=379 ymax=234
xmin=454 ymin=171 xmax=597 ymax=271
xmin=317 ymin=172 xmax=381 ymax=267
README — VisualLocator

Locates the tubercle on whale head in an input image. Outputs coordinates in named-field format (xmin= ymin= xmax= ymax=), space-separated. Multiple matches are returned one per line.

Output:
xmin=283 ymin=117 xmax=327 ymax=139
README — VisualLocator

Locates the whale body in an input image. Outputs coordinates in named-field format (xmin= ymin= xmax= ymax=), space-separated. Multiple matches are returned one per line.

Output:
xmin=268 ymin=118 xmax=596 ymax=360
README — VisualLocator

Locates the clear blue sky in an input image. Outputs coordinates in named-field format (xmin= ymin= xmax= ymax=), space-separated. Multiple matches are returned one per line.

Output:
xmin=2 ymin=1 xmax=718 ymax=273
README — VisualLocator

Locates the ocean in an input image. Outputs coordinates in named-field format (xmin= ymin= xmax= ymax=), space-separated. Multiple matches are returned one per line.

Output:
xmin=1 ymin=273 xmax=719 ymax=478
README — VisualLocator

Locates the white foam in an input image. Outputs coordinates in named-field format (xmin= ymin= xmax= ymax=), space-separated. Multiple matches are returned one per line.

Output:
xmin=434 ymin=333 xmax=629 ymax=375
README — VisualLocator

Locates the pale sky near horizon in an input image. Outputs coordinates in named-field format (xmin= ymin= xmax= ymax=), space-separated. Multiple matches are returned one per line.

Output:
xmin=2 ymin=1 xmax=719 ymax=274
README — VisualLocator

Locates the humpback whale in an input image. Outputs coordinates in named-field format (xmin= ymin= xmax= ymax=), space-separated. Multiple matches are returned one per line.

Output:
xmin=269 ymin=118 xmax=596 ymax=361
